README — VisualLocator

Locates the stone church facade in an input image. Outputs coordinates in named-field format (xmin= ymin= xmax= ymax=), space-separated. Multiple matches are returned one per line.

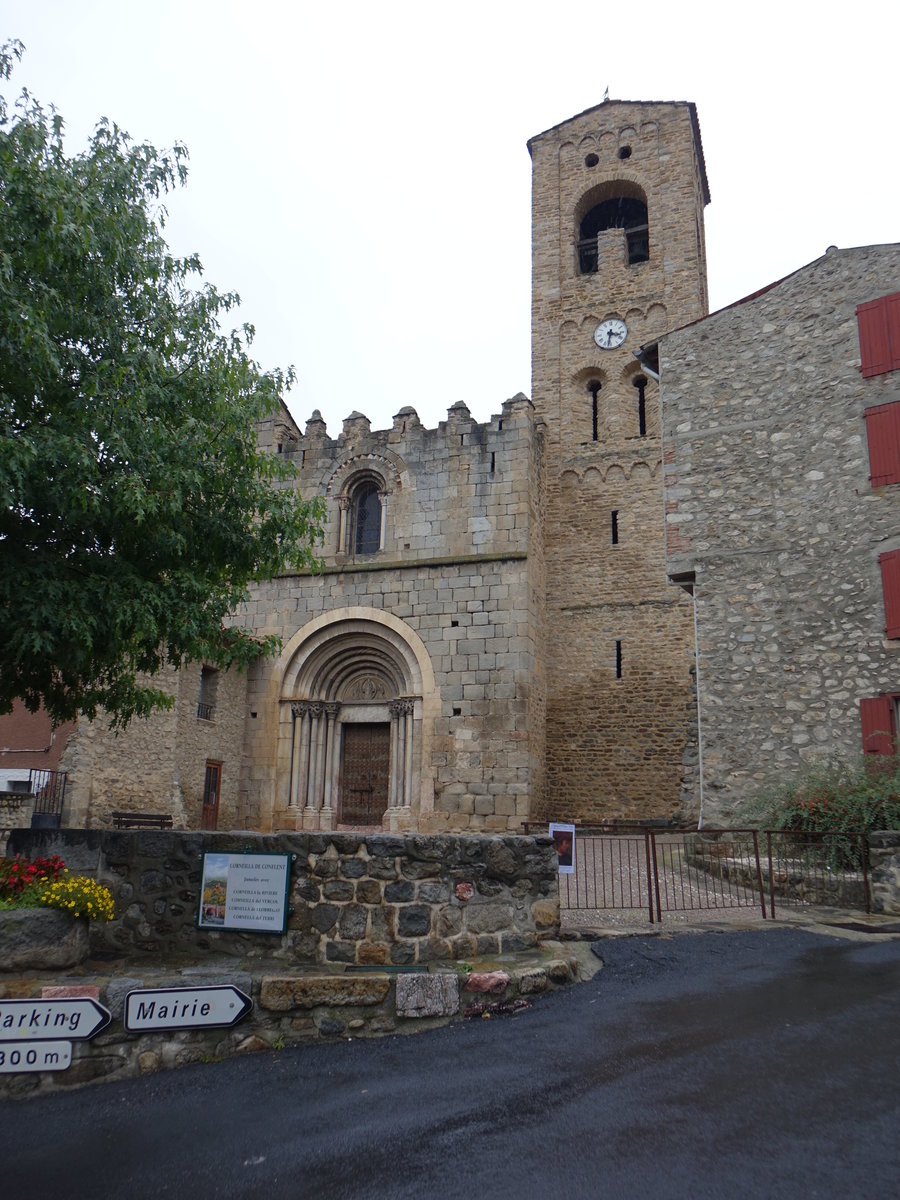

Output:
xmin=57 ymin=97 xmax=713 ymax=833
xmin=52 ymin=97 xmax=896 ymax=835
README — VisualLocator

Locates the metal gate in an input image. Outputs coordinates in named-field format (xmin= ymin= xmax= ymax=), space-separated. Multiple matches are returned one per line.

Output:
xmin=538 ymin=827 xmax=870 ymax=923
xmin=339 ymin=723 xmax=390 ymax=826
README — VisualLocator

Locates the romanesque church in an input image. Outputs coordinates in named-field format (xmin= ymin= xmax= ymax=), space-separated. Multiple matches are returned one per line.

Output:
xmin=13 ymin=97 xmax=898 ymax=835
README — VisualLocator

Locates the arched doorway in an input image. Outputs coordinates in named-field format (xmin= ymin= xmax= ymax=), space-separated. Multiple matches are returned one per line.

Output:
xmin=278 ymin=613 xmax=434 ymax=831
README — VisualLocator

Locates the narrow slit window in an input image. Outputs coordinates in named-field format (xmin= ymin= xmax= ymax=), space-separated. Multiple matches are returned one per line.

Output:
xmin=611 ymin=510 xmax=619 ymax=545
xmin=633 ymin=375 xmax=647 ymax=437
xmin=615 ymin=640 xmax=622 ymax=678
xmin=588 ymin=380 xmax=602 ymax=442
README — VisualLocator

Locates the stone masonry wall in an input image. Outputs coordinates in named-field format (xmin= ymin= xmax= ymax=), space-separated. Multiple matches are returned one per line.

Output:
xmin=58 ymin=663 xmax=248 ymax=830
xmin=9 ymin=828 xmax=560 ymax=966
xmin=660 ymin=245 xmax=900 ymax=820
xmin=1 ymin=828 xmax=571 ymax=1099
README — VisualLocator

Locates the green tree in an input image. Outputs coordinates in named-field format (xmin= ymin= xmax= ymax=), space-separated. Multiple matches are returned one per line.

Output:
xmin=0 ymin=43 xmax=324 ymax=726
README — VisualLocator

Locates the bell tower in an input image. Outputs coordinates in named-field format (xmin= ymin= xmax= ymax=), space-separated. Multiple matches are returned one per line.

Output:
xmin=529 ymin=99 xmax=710 ymax=821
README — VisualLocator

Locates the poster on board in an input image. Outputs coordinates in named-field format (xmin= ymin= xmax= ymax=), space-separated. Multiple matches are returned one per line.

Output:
xmin=548 ymin=823 xmax=576 ymax=875
xmin=197 ymin=852 xmax=291 ymax=933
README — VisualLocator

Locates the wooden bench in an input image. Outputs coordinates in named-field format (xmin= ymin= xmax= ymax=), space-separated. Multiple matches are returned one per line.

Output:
xmin=111 ymin=811 xmax=174 ymax=830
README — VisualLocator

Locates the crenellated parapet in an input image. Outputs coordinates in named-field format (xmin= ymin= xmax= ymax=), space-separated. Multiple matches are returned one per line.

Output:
xmin=266 ymin=393 xmax=538 ymax=569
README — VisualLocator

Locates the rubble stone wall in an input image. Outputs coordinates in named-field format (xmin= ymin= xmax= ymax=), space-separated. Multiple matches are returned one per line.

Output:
xmin=8 ymin=828 xmax=560 ymax=965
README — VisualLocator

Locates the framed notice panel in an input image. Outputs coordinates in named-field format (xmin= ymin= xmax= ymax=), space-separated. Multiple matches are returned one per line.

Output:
xmin=197 ymin=852 xmax=291 ymax=933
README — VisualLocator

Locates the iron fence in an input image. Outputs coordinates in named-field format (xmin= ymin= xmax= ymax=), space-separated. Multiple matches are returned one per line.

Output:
xmin=528 ymin=825 xmax=870 ymax=923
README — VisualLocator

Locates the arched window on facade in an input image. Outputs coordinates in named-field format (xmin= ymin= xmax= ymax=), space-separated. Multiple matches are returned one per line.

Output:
xmin=578 ymin=190 xmax=649 ymax=273
xmin=353 ymin=484 xmax=382 ymax=554
xmin=339 ymin=473 xmax=386 ymax=557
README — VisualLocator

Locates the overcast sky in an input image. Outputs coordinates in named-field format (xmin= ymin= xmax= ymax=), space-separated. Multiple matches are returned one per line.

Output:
xmin=4 ymin=1 xmax=898 ymax=434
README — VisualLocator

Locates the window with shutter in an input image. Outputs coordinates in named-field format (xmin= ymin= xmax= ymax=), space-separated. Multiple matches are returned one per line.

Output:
xmin=879 ymin=549 xmax=900 ymax=638
xmin=858 ymin=292 xmax=900 ymax=378
xmin=860 ymin=695 xmax=896 ymax=755
xmin=865 ymin=402 xmax=900 ymax=486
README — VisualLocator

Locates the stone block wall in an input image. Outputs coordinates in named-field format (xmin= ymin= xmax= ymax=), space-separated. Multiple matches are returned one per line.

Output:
xmin=660 ymin=245 xmax=900 ymax=819
xmin=8 ymin=829 xmax=560 ymax=965
xmin=259 ymin=393 xmax=536 ymax=567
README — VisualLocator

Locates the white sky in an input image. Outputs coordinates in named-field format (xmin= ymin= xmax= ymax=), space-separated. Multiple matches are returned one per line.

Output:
xmin=4 ymin=1 xmax=899 ymax=435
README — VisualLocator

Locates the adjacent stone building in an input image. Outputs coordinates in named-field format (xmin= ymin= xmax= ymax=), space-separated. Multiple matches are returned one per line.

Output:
xmin=657 ymin=245 xmax=900 ymax=821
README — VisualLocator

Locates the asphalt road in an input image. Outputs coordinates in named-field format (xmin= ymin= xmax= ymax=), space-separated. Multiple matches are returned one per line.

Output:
xmin=3 ymin=927 xmax=899 ymax=1200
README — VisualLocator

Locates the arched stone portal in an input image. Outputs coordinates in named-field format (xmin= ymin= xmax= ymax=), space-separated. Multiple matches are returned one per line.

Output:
xmin=277 ymin=610 xmax=437 ymax=831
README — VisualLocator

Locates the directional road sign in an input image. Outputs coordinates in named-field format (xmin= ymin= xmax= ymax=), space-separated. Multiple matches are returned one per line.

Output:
xmin=0 ymin=1041 xmax=72 ymax=1073
xmin=0 ymin=998 xmax=111 ymax=1041
xmin=124 ymin=985 xmax=253 ymax=1032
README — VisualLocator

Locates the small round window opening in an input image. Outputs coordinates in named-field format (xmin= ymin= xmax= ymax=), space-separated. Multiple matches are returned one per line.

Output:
xmin=584 ymin=152 xmax=599 ymax=168
xmin=618 ymin=145 xmax=632 ymax=160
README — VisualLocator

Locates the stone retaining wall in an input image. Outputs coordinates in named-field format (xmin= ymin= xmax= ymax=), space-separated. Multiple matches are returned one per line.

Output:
xmin=0 ymin=951 xmax=581 ymax=1099
xmin=868 ymin=831 xmax=900 ymax=915
xmin=0 ymin=828 xmax=567 ymax=1097
xmin=6 ymin=828 xmax=560 ymax=965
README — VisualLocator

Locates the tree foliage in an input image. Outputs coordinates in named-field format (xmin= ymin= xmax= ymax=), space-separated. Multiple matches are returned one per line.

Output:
xmin=0 ymin=43 xmax=324 ymax=726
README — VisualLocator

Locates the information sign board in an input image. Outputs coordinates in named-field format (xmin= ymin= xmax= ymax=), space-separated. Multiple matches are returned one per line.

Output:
xmin=125 ymin=985 xmax=252 ymax=1032
xmin=197 ymin=852 xmax=291 ymax=933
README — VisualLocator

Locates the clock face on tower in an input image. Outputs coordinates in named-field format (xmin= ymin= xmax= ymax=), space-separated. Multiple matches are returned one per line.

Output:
xmin=593 ymin=318 xmax=628 ymax=350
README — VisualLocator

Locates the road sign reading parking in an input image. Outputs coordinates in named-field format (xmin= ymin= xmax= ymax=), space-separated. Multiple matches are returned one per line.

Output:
xmin=0 ymin=1041 xmax=72 ymax=1073
xmin=0 ymin=998 xmax=111 ymax=1041
xmin=124 ymin=985 xmax=252 ymax=1032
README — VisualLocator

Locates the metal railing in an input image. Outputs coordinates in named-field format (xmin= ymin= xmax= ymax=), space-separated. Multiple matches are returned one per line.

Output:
xmin=29 ymin=768 xmax=67 ymax=816
xmin=528 ymin=826 xmax=870 ymax=923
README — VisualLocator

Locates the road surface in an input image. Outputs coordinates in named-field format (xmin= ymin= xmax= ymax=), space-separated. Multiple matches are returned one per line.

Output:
xmin=2 ymin=927 xmax=899 ymax=1199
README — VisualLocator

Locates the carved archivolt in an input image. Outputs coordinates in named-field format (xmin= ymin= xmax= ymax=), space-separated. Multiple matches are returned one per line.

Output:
xmin=323 ymin=450 xmax=405 ymax=498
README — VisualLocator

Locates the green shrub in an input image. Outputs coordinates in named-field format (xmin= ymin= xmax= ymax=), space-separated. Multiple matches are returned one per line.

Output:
xmin=741 ymin=754 xmax=900 ymax=870
xmin=743 ymin=754 xmax=900 ymax=837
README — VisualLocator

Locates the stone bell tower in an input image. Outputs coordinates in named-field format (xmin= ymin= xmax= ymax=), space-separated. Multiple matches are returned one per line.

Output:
xmin=528 ymin=99 xmax=710 ymax=822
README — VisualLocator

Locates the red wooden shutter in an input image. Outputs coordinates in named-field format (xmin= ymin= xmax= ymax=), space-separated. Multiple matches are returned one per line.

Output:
xmin=879 ymin=549 xmax=900 ymax=638
xmin=858 ymin=292 xmax=900 ymax=378
xmin=865 ymin=402 xmax=900 ymax=486
xmin=860 ymin=695 xmax=896 ymax=755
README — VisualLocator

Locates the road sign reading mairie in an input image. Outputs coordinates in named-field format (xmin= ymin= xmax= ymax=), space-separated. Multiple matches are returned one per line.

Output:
xmin=125 ymin=985 xmax=252 ymax=1032
xmin=0 ymin=998 xmax=111 ymax=1041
